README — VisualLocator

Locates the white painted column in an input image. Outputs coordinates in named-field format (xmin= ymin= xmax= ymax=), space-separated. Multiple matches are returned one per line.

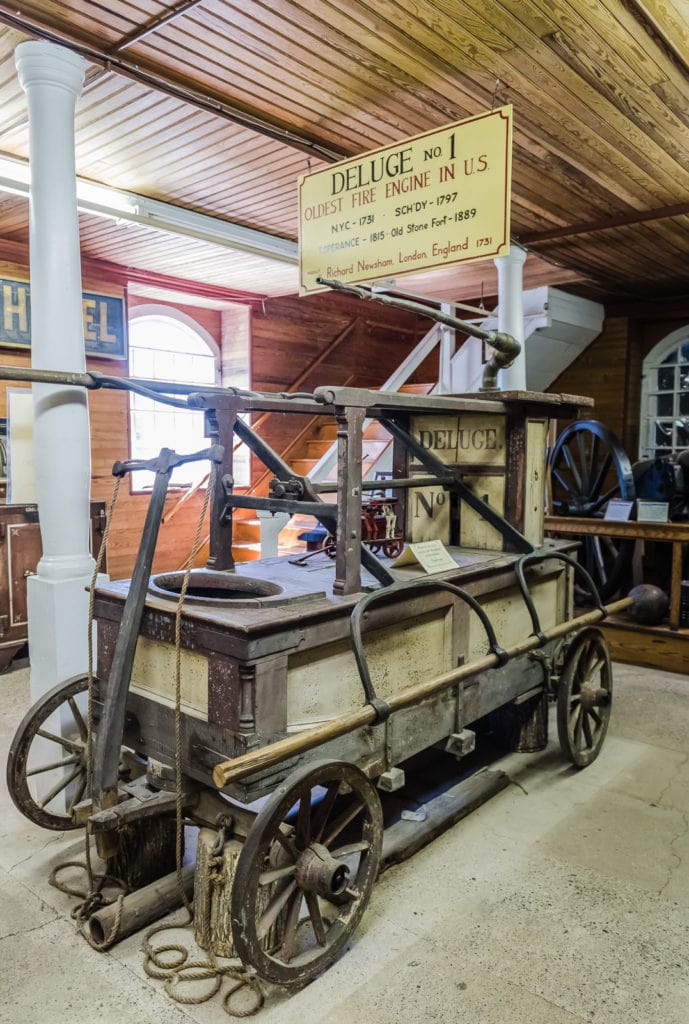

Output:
xmin=436 ymin=303 xmax=455 ymax=394
xmin=15 ymin=41 xmax=95 ymax=702
xmin=493 ymin=244 xmax=528 ymax=391
xmin=221 ymin=305 xmax=251 ymax=487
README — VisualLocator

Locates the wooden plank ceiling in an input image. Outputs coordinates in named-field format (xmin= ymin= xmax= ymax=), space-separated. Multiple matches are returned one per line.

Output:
xmin=0 ymin=0 xmax=688 ymax=303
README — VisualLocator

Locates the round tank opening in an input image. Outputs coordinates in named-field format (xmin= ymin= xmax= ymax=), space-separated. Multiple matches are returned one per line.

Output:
xmin=149 ymin=570 xmax=283 ymax=605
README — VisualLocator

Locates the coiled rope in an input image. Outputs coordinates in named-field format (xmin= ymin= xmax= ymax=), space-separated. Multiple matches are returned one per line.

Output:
xmin=140 ymin=471 xmax=264 ymax=1016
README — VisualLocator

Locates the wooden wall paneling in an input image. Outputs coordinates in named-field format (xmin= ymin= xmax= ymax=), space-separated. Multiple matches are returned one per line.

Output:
xmin=127 ymin=293 xmax=223 ymax=344
xmin=251 ymin=293 xmax=428 ymax=394
xmin=638 ymin=317 xmax=689 ymax=361
xmin=624 ymin=318 xmax=644 ymax=460
xmin=548 ymin=316 xmax=631 ymax=441
xmin=248 ymin=292 xmax=430 ymax=484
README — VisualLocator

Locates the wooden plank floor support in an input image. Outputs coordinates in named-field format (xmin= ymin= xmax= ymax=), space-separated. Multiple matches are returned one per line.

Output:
xmin=380 ymin=769 xmax=510 ymax=871
xmin=599 ymin=616 xmax=689 ymax=676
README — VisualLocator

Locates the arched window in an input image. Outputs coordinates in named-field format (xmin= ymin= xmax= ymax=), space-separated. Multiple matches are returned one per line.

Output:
xmin=129 ymin=308 xmax=219 ymax=489
xmin=640 ymin=327 xmax=689 ymax=459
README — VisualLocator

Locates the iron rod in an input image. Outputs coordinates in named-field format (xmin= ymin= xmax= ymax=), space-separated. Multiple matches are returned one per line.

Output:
xmin=311 ymin=475 xmax=453 ymax=493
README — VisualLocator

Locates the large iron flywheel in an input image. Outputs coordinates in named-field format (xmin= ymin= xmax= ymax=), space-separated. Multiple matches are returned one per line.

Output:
xmin=548 ymin=420 xmax=636 ymax=601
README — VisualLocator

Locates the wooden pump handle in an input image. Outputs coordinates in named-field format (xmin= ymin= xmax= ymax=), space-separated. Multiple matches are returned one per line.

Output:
xmin=212 ymin=597 xmax=632 ymax=789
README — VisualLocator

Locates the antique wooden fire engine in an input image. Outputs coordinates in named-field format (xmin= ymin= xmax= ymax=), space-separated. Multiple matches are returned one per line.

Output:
xmin=5 ymin=293 xmax=628 ymax=989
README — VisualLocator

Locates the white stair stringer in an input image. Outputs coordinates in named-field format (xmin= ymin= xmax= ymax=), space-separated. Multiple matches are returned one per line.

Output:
xmin=293 ymin=287 xmax=603 ymax=526
xmin=450 ymin=286 xmax=604 ymax=394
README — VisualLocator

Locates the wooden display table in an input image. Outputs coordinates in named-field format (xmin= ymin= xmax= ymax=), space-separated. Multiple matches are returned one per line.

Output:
xmin=544 ymin=516 xmax=687 ymax=629
xmin=544 ymin=515 xmax=688 ymax=673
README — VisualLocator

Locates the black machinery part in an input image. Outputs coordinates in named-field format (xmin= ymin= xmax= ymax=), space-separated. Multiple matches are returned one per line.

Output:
xmin=548 ymin=420 xmax=635 ymax=602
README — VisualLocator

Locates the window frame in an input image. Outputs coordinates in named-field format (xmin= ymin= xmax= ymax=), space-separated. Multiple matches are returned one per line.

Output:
xmin=639 ymin=326 xmax=689 ymax=459
xmin=127 ymin=305 xmax=220 ymax=492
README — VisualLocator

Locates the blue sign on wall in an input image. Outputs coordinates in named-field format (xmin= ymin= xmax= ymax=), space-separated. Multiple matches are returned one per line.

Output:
xmin=0 ymin=278 xmax=128 ymax=359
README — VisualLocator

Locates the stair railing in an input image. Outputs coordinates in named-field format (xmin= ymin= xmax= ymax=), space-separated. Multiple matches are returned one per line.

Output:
xmin=307 ymin=319 xmax=446 ymax=483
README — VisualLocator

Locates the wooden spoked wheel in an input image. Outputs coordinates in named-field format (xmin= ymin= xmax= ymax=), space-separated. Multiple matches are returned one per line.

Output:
xmin=6 ymin=674 xmax=93 ymax=830
xmin=557 ymin=628 xmax=612 ymax=768
xmin=231 ymin=759 xmax=383 ymax=987
xmin=382 ymin=539 xmax=403 ymax=558
xmin=548 ymin=420 xmax=635 ymax=601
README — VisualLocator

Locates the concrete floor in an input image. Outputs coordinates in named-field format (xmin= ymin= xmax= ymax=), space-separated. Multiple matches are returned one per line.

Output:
xmin=1 ymin=659 xmax=688 ymax=1024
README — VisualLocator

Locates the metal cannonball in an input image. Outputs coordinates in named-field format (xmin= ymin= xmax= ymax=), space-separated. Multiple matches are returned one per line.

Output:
xmin=626 ymin=584 xmax=669 ymax=626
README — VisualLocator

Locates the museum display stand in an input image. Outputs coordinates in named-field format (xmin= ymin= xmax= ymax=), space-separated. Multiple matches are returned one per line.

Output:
xmin=544 ymin=515 xmax=689 ymax=673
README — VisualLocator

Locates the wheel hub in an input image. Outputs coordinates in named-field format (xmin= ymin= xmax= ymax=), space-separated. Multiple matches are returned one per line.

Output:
xmin=295 ymin=842 xmax=350 ymax=897
xmin=579 ymin=685 xmax=610 ymax=711
xmin=563 ymin=497 xmax=595 ymax=516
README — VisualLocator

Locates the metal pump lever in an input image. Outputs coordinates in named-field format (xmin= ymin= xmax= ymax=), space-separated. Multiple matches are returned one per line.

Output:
xmin=91 ymin=444 xmax=223 ymax=855
xmin=112 ymin=446 xmax=222 ymax=477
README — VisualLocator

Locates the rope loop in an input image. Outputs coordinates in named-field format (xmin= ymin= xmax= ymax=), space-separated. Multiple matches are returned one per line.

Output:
xmin=143 ymin=941 xmax=189 ymax=976
xmin=142 ymin=918 xmax=264 ymax=1016
xmin=48 ymin=858 xmax=128 ymax=951
xmin=224 ymin=973 xmax=265 ymax=1017
xmin=165 ymin=961 xmax=223 ymax=1004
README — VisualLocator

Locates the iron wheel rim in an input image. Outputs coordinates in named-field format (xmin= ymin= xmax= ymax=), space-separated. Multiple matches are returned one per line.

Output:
xmin=549 ymin=420 xmax=635 ymax=601
xmin=557 ymin=628 xmax=612 ymax=768
xmin=6 ymin=674 xmax=93 ymax=830
xmin=231 ymin=758 xmax=383 ymax=987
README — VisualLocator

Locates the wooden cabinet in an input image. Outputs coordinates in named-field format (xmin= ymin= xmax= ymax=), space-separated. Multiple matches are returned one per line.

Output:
xmin=0 ymin=501 xmax=106 ymax=670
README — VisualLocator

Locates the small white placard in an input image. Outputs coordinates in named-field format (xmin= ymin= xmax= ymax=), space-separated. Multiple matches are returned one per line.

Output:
xmin=604 ymin=499 xmax=634 ymax=522
xmin=636 ymin=500 xmax=669 ymax=523
xmin=391 ymin=539 xmax=457 ymax=574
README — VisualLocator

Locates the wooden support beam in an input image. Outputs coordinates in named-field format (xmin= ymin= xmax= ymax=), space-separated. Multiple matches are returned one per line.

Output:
xmin=519 ymin=201 xmax=689 ymax=246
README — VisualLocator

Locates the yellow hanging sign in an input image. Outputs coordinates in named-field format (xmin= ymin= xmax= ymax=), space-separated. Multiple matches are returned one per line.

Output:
xmin=298 ymin=105 xmax=512 ymax=295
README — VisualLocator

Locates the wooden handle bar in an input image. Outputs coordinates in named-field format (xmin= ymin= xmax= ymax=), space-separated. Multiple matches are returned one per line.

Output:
xmin=212 ymin=597 xmax=632 ymax=789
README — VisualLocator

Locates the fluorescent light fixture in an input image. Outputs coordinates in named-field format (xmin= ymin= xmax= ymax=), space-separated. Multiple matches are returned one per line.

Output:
xmin=133 ymin=194 xmax=298 ymax=263
xmin=0 ymin=153 xmax=298 ymax=264
xmin=0 ymin=155 xmax=31 ymax=199
xmin=75 ymin=179 xmax=139 ymax=217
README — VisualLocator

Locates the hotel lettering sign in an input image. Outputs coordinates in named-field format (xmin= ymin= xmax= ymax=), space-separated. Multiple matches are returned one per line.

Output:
xmin=298 ymin=105 xmax=512 ymax=295
xmin=0 ymin=278 xmax=127 ymax=359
